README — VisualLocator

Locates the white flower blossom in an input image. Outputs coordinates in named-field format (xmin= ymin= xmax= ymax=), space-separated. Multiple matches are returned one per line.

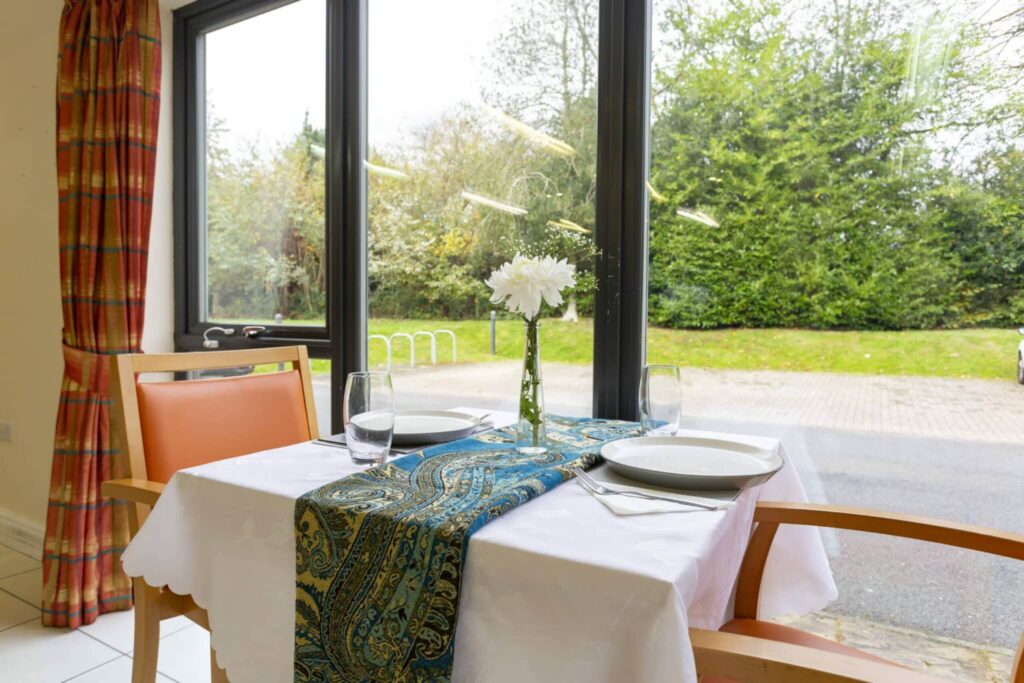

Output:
xmin=485 ymin=254 xmax=576 ymax=321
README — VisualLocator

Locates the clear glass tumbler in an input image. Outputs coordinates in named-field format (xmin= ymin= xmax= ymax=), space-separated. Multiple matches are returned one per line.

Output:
xmin=639 ymin=364 xmax=682 ymax=435
xmin=343 ymin=371 xmax=395 ymax=465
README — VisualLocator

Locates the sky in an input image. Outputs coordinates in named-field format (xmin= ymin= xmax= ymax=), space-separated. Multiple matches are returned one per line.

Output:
xmin=204 ymin=0 xmax=1024 ymax=159
xmin=205 ymin=0 xmax=505 ymax=156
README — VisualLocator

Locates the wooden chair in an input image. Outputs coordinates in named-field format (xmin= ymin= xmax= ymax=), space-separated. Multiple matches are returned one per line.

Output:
xmin=101 ymin=347 xmax=320 ymax=683
xmin=691 ymin=501 xmax=1024 ymax=682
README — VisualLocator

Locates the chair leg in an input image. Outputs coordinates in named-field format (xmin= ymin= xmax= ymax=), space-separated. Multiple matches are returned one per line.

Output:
xmin=211 ymin=647 xmax=229 ymax=683
xmin=132 ymin=582 xmax=161 ymax=683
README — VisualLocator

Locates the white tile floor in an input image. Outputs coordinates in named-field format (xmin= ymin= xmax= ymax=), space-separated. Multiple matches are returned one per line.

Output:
xmin=0 ymin=544 xmax=211 ymax=682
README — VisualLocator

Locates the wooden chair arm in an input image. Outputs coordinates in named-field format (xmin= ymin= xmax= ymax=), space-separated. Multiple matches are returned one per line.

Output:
xmin=101 ymin=478 xmax=165 ymax=507
xmin=754 ymin=501 xmax=1024 ymax=560
xmin=735 ymin=501 xmax=1024 ymax=621
xmin=689 ymin=628 xmax=947 ymax=682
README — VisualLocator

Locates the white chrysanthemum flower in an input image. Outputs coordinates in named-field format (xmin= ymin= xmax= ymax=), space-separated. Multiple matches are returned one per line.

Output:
xmin=485 ymin=254 xmax=577 ymax=321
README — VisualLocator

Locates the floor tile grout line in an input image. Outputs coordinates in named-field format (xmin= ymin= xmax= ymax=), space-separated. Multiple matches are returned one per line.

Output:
xmin=78 ymin=626 xmax=132 ymax=656
xmin=0 ymin=604 xmax=185 ymax=683
xmin=0 ymin=585 xmax=40 ymax=612
xmin=0 ymin=614 xmax=39 ymax=634
xmin=61 ymin=652 xmax=126 ymax=683
xmin=161 ymin=616 xmax=200 ymax=640
xmin=0 ymin=542 xmax=40 ymax=564
xmin=0 ymin=565 xmax=41 ymax=582
xmin=72 ymin=630 xmax=186 ymax=683
xmin=84 ymin=617 xmax=201 ymax=656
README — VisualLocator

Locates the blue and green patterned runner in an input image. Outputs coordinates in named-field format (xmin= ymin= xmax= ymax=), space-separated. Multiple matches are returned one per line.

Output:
xmin=294 ymin=415 xmax=640 ymax=682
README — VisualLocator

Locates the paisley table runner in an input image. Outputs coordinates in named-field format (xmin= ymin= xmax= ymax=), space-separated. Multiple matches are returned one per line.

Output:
xmin=294 ymin=415 xmax=640 ymax=682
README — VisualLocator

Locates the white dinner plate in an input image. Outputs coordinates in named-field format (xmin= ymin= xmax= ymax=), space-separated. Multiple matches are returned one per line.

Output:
xmin=391 ymin=410 xmax=481 ymax=445
xmin=600 ymin=436 xmax=784 ymax=491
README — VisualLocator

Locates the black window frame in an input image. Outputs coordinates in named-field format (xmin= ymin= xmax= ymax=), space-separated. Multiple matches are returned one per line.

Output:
xmin=173 ymin=0 xmax=356 ymax=354
xmin=173 ymin=0 xmax=648 ymax=430
xmin=594 ymin=0 xmax=650 ymax=420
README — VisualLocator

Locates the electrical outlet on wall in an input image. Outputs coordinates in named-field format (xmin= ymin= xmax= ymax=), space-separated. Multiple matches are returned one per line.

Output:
xmin=0 ymin=423 xmax=10 ymax=443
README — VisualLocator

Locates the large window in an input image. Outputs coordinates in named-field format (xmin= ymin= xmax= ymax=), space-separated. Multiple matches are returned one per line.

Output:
xmin=175 ymin=0 xmax=627 ymax=431
xmin=645 ymin=0 xmax=1024 ymax=661
xmin=178 ymin=0 xmax=328 ymax=339
xmin=365 ymin=0 xmax=598 ymax=416
xmin=202 ymin=0 xmax=326 ymax=326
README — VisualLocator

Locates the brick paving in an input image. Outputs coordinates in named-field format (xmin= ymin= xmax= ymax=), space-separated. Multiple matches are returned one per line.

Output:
xmin=676 ymin=367 xmax=1024 ymax=444
xmin=775 ymin=612 xmax=1015 ymax=682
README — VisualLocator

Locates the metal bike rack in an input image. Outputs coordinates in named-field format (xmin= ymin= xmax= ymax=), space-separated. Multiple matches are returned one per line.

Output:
xmin=434 ymin=329 xmax=456 ymax=363
xmin=413 ymin=331 xmax=437 ymax=365
xmin=389 ymin=333 xmax=416 ymax=368
xmin=368 ymin=334 xmax=392 ymax=371
xmin=373 ymin=330 xmax=457 ymax=369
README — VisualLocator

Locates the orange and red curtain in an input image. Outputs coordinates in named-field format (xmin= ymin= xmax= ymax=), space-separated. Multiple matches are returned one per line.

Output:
xmin=43 ymin=0 xmax=161 ymax=628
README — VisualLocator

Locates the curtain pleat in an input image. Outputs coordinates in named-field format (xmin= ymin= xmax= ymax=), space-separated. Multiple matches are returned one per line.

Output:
xmin=42 ymin=0 xmax=161 ymax=629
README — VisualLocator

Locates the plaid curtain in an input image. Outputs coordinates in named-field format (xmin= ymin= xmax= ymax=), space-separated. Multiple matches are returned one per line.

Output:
xmin=42 ymin=0 xmax=161 ymax=629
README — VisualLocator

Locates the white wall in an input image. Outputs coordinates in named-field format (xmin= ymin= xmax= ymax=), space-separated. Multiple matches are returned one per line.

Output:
xmin=145 ymin=4 xmax=177 ymax=358
xmin=0 ymin=0 xmax=176 ymax=542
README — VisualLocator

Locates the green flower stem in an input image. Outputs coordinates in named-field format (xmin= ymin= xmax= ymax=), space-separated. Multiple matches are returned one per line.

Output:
xmin=518 ymin=318 xmax=545 ymax=450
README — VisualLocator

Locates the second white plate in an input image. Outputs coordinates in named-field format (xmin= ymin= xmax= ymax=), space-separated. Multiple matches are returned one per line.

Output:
xmin=600 ymin=436 xmax=784 ymax=490
xmin=392 ymin=410 xmax=481 ymax=445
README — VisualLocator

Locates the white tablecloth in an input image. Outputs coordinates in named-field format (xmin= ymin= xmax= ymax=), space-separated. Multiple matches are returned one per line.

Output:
xmin=122 ymin=411 xmax=836 ymax=682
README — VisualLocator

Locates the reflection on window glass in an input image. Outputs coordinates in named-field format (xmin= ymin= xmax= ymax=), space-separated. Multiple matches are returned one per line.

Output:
xmin=367 ymin=0 xmax=598 ymax=416
xmin=203 ymin=0 xmax=326 ymax=326
xmin=646 ymin=0 xmax=1024 ymax=660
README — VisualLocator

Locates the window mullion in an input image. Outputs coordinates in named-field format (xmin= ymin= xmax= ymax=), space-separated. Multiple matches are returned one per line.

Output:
xmin=327 ymin=0 xmax=368 ymax=434
xmin=593 ymin=0 xmax=651 ymax=420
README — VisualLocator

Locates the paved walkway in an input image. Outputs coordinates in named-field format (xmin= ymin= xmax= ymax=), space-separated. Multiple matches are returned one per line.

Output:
xmin=677 ymin=367 xmax=1024 ymax=443
xmin=776 ymin=612 xmax=1015 ymax=682
xmin=330 ymin=361 xmax=1024 ymax=443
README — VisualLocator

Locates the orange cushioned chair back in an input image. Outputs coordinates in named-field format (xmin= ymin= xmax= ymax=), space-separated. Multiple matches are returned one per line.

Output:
xmin=136 ymin=370 xmax=311 ymax=483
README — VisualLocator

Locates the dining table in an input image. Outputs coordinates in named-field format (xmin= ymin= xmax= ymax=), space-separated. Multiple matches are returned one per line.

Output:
xmin=121 ymin=408 xmax=837 ymax=683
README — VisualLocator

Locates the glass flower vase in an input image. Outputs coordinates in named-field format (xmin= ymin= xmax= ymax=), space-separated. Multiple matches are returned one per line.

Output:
xmin=517 ymin=320 xmax=547 ymax=454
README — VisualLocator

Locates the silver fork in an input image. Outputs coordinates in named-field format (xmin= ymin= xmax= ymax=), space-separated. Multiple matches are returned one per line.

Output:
xmin=571 ymin=467 xmax=720 ymax=511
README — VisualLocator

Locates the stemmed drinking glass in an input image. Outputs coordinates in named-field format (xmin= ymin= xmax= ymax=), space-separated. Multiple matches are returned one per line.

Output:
xmin=639 ymin=364 xmax=682 ymax=435
xmin=343 ymin=371 xmax=395 ymax=465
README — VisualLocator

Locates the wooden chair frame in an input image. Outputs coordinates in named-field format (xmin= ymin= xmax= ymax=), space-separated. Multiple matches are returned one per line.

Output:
xmin=101 ymin=347 xmax=319 ymax=683
xmin=691 ymin=501 xmax=1024 ymax=683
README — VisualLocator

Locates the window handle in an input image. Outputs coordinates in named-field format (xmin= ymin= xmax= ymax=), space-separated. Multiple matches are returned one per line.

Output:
xmin=202 ymin=327 xmax=235 ymax=349
xmin=242 ymin=325 xmax=267 ymax=339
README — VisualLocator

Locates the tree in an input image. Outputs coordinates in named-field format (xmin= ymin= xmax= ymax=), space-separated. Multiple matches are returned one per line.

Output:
xmin=206 ymin=112 xmax=326 ymax=321
xmin=647 ymin=0 xmax=1019 ymax=329
xmin=363 ymin=0 xmax=602 ymax=320
xmin=204 ymin=0 xmax=1024 ymax=330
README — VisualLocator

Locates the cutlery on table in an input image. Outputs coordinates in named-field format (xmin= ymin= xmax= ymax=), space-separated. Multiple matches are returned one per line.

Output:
xmin=571 ymin=467 xmax=721 ymax=511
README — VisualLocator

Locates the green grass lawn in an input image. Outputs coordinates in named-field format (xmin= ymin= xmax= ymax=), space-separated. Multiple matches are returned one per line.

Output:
xmin=293 ymin=319 xmax=1020 ymax=381
xmin=645 ymin=326 xmax=1019 ymax=379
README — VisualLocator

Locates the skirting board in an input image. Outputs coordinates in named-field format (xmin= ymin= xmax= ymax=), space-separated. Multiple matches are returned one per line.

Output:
xmin=0 ymin=507 xmax=44 ymax=558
